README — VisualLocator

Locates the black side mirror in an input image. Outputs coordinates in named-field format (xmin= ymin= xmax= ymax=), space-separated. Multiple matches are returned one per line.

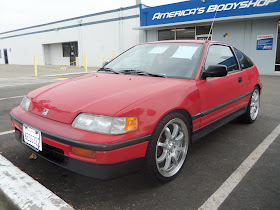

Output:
xmin=202 ymin=65 xmax=227 ymax=79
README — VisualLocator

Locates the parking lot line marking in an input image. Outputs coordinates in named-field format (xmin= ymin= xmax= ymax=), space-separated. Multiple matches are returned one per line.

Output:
xmin=0 ymin=155 xmax=74 ymax=209
xmin=0 ymin=130 xmax=14 ymax=136
xmin=199 ymin=123 xmax=280 ymax=210
xmin=0 ymin=95 xmax=24 ymax=101
xmin=0 ymin=82 xmax=52 ymax=88
xmin=41 ymin=71 xmax=91 ymax=77
xmin=0 ymin=83 xmax=37 ymax=88
xmin=54 ymin=78 xmax=69 ymax=81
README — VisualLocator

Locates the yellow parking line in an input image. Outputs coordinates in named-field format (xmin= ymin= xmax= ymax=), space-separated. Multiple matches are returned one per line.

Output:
xmin=54 ymin=78 xmax=69 ymax=81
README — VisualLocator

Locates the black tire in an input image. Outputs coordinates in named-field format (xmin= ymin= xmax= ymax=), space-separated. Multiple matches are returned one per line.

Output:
xmin=240 ymin=86 xmax=260 ymax=124
xmin=145 ymin=112 xmax=191 ymax=183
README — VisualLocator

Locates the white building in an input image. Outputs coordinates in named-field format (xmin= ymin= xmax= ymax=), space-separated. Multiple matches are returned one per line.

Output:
xmin=0 ymin=0 xmax=280 ymax=74
xmin=0 ymin=5 xmax=142 ymax=67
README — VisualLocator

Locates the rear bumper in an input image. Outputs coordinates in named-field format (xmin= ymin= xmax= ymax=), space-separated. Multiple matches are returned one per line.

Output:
xmin=10 ymin=110 xmax=150 ymax=179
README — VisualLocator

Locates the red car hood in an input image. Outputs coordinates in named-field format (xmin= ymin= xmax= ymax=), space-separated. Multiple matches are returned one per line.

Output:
xmin=28 ymin=73 xmax=190 ymax=124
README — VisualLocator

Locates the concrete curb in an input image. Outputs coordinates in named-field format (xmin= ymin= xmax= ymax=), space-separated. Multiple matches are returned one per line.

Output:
xmin=0 ymin=155 xmax=74 ymax=210
xmin=0 ymin=189 xmax=19 ymax=210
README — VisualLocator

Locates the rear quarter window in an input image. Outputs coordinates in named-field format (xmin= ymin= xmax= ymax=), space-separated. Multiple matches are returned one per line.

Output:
xmin=234 ymin=48 xmax=254 ymax=70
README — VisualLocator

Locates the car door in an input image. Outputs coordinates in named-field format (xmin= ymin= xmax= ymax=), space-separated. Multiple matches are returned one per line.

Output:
xmin=196 ymin=44 xmax=248 ymax=129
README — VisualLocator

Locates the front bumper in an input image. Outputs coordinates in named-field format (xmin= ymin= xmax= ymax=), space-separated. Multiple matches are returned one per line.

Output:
xmin=10 ymin=110 xmax=150 ymax=179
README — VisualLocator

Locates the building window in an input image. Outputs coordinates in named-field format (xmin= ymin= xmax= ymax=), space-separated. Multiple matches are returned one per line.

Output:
xmin=175 ymin=27 xmax=195 ymax=40
xmin=62 ymin=42 xmax=78 ymax=57
xmin=158 ymin=25 xmax=211 ymax=41
xmin=158 ymin=29 xmax=175 ymax=41
xmin=196 ymin=25 xmax=211 ymax=35
xmin=196 ymin=25 xmax=212 ymax=40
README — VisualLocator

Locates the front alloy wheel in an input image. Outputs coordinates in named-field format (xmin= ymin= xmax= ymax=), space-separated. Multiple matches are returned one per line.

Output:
xmin=146 ymin=112 xmax=190 ymax=182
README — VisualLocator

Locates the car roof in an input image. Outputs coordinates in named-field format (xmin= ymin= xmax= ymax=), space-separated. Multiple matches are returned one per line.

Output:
xmin=143 ymin=40 xmax=227 ymax=45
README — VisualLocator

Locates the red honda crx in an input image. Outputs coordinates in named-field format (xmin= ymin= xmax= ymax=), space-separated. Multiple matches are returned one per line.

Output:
xmin=10 ymin=40 xmax=262 ymax=182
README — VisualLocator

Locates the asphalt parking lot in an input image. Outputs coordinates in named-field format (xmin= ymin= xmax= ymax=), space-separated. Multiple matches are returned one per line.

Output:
xmin=0 ymin=71 xmax=280 ymax=209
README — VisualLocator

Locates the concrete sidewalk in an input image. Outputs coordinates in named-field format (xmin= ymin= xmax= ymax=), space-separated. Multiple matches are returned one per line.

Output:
xmin=0 ymin=64 xmax=99 ymax=78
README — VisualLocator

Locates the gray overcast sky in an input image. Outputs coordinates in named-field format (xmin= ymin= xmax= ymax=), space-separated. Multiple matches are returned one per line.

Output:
xmin=0 ymin=0 xmax=186 ymax=33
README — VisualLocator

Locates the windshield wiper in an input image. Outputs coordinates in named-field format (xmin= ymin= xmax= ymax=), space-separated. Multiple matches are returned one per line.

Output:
xmin=119 ymin=69 xmax=166 ymax=78
xmin=98 ymin=67 xmax=121 ymax=74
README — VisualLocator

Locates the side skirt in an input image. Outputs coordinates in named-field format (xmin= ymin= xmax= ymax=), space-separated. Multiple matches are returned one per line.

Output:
xmin=192 ymin=105 xmax=247 ymax=142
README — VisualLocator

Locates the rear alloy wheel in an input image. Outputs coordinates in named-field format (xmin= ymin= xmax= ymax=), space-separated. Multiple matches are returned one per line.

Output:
xmin=241 ymin=87 xmax=260 ymax=123
xmin=146 ymin=113 xmax=190 ymax=182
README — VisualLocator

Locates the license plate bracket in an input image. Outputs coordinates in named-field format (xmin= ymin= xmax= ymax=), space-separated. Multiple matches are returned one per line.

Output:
xmin=22 ymin=124 xmax=42 ymax=152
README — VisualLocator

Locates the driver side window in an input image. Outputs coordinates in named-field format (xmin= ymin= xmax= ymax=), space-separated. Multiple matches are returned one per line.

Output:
xmin=205 ymin=45 xmax=239 ymax=72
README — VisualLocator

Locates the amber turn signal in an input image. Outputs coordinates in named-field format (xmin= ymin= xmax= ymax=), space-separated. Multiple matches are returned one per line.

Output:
xmin=71 ymin=147 xmax=96 ymax=159
xmin=125 ymin=117 xmax=138 ymax=133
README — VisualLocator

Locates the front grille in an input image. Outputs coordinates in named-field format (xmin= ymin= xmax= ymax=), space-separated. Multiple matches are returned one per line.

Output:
xmin=41 ymin=143 xmax=65 ymax=163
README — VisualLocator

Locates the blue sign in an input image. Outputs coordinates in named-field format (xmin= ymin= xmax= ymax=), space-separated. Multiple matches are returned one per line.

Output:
xmin=140 ymin=0 xmax=280 ymax=27
xmin=256 ymin=35 xmax=273 ymax=50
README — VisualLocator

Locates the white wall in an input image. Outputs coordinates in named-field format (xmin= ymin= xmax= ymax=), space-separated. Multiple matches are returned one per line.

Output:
xmin=48 ymin=43 xmax=70 ymax=65
xmin=80 ymin=17 xmax=140 ymax=66
xmin=0 ymin=6 xmax=140 ymax=67
xmin=0 ymin=49 xmax=3 ymax=64
xmin=213 ymin=18 xmax=278 ymax=74
xmin=0 ymin=34 xmax=43 ymax=65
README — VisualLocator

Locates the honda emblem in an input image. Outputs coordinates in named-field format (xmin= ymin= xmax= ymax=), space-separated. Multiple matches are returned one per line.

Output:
xmin=42 ymin=108 xmax=49 ymax=116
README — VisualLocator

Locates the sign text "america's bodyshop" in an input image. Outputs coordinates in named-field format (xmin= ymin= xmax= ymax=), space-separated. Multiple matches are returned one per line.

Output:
xmin=152 ymin=0 xmax=278 ymax=20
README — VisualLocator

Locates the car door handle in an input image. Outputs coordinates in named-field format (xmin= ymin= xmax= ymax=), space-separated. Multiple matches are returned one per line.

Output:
xmin=238 ymin=77 xmax=243 ymax=83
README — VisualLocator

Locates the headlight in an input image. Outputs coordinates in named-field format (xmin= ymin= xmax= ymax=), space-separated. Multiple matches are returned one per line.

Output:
xmin=20 ymin=96 xmax=31 ymax=112
xmin=72 ymin=113 xmax=138 ymax=135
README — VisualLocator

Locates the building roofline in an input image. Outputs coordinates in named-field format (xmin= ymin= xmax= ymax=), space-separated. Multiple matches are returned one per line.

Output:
xmin=0 ymin=4 xmax=140 ymax=35
xmin=0 ymin=15 xmax=139 ymax=40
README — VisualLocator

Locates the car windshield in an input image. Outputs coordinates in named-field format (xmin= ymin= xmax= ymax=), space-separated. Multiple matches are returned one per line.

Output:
xmin=102 ymin=42 xmax=204 ymax=79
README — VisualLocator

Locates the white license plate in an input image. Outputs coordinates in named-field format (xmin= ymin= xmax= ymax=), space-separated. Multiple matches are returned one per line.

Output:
xmin=22 ymin=124 xmax=42 ymax=152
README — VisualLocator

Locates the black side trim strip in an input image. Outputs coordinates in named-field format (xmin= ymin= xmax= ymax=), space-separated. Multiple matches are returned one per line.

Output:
xmin=192 ymin=92 xmax=251 ymax=120
xmin=192 ymin=113 xmax=202 ymax=120
xmin=10 ymin=112 xmax=150 ymax=151
xmin=192 ymin=105 xmax=247 ymax=142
